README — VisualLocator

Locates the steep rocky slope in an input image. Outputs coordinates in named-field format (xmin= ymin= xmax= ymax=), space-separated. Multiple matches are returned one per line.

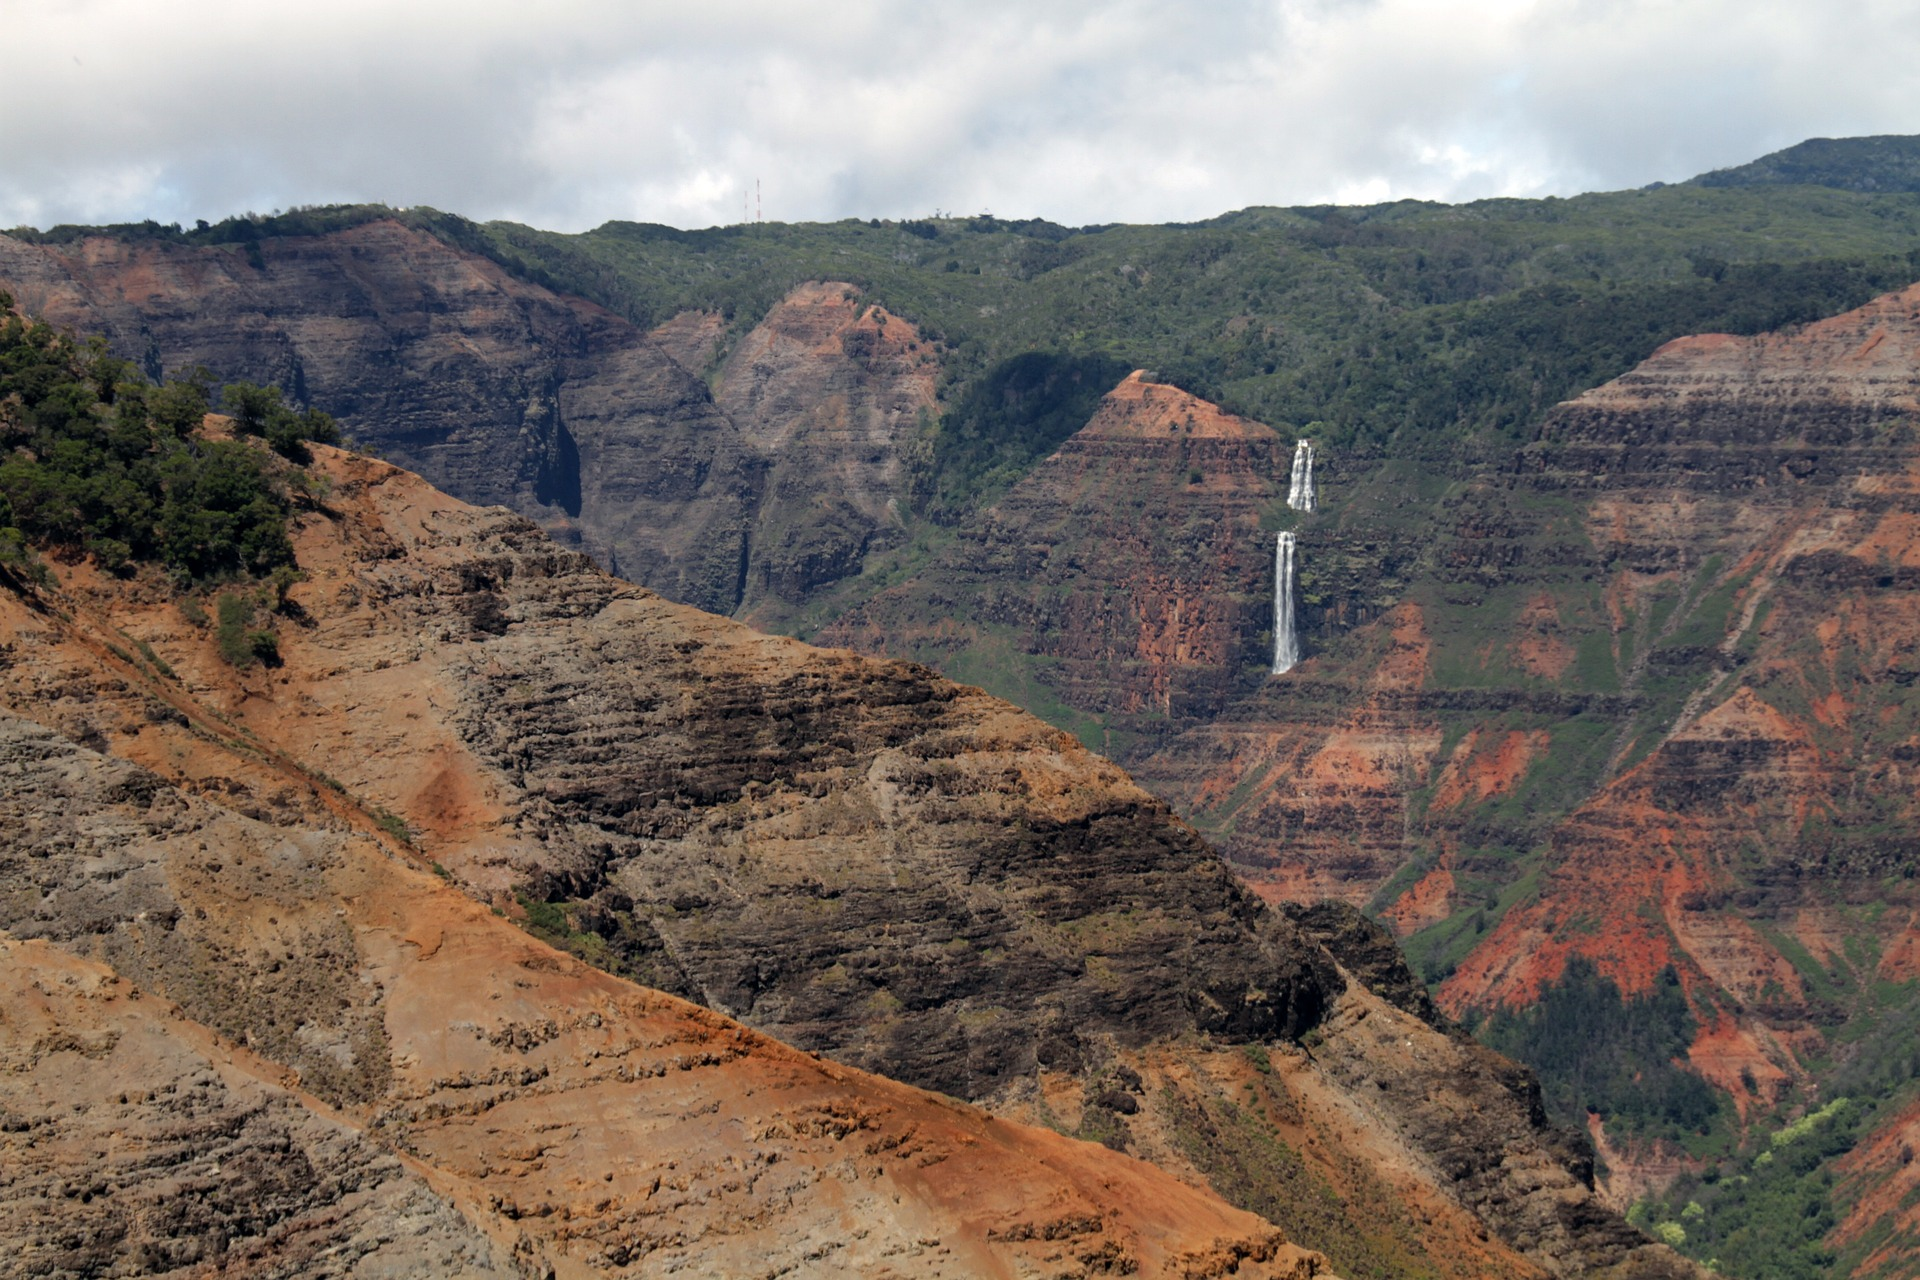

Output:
xmin=806 ymin=280 xmax=1920 ymax=1270
xmin=1131 ymin=286 xmax=1920 ymax=1270
xmin=826 ymin=372 xmax=1292 ymax=755
xmin=0 ymin=598 xmax=1327 ymax=1279
xmin=714 ymin=281 xmax=937 ymax=628
xmin=0 ymin=225 xmax=930 ymax=619
xmin=0 ymin=436 xmax=1692 ymax=1279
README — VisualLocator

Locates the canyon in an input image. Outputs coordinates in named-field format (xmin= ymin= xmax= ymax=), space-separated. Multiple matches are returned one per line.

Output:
xmin=7 ymin=176 xmax=1920 ymax=1274
xmin=835 ymin=283 xmax=1920 ymax=1273
xmin=0 ymin=431 xmax=1700 ymax=1278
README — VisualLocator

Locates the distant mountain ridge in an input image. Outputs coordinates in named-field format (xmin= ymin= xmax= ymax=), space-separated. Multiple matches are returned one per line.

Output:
xmin=1690 ymin=134 xmax=1920 ymax=192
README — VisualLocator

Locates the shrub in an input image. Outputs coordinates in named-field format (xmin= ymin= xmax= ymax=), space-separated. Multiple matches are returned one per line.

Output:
xmin=214 ymin=591 xmax=263 ymax=666
xmin=244 ymin=627 xmax=280 ymax=665
xmin=0 ymin=300 xmax=336 ymax=589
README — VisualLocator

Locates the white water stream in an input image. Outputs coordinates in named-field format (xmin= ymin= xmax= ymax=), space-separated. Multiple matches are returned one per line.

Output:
xmin=1272 ymin=532 xmax=1299 ymax=675
xmin=1286 ymin=440 xmax=1316 ymax=512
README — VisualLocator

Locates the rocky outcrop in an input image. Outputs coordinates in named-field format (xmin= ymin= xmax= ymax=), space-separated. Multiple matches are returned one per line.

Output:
xmin=0 ymin=229 xmax=930 ymax=619
xmin=1280 ymin=901 xmax=1448 ymax=1030
xmin=0 ymin=437 xmax=1698 ymax=1279
xmin=713 ymin=282 xmax=936 ymax=625
xmin=826 ymin=372 xmax=1291 ymax=747
xmin=0 ymin=666 xmax=1326 ymax=1279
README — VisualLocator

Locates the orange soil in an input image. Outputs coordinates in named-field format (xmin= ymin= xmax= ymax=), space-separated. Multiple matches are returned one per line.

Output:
xmin=1834 ymin=1096 xmax=1920 ymax=1277
xmin=1877 ymin=912 xmax=1920 ymax=982
xmin=1383 ymin=869 xmax=1457 ymax=936
xmin=1686 ymin=1018 xmax=1792 ymax=1114
xmin=1511 ymin=595 xmax=1575 ymax=681
xmin=1081 ymin=372 xmax=1279 ymax=442
xmin=1429 ymin=729 xmax=1549 ymax=811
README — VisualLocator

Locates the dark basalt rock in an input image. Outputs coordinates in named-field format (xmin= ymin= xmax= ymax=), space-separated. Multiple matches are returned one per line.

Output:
xmin=1280 ymin=900 xmax=1448 ymax=1031
xmin=449 ymin=606 xmax=1345 ymax=1097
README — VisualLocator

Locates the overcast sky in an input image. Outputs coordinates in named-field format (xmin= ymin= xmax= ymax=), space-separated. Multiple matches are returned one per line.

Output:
xmin=5 ymin=0 xmax=1918 ymax=233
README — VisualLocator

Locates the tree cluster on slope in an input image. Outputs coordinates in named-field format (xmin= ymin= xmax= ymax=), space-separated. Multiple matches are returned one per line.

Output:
xmin=0 ymin=290 xmax=336 ymax=586
xmin=1477 ymin=957 xmax=1722 ymax=1141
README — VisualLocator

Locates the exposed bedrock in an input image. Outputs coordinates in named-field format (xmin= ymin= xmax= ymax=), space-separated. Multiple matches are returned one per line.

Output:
xmin=0 ymin=440 xmax=1699 ymax=1277
xmin=0 ymin=227 xmax=931 ymax=619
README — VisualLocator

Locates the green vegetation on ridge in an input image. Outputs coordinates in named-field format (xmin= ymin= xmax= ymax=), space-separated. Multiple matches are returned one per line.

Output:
xmin=18 ymin=186 xmax=1920 ymax=530
xmin=1692 ymin=135 xmax=1920 ymax=194
xmin=455 ymin=186 xmax=1920 ymax=482
xmin=0 ymin=288 xmax=336 ymax=601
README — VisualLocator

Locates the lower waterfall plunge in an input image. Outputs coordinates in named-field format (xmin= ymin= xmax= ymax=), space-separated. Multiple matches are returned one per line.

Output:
xmin=1287 ymin=440 xmax=1315 ymax=512
xmin=1273 ymin=532 xmax=1299 ymax=675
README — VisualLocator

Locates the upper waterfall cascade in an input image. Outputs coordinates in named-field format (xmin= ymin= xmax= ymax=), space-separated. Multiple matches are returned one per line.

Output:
xmin=1287 ymin=441 xmax=1316 ymax=512
xmin=1272 ymin=532 xmax=1299 ymax=675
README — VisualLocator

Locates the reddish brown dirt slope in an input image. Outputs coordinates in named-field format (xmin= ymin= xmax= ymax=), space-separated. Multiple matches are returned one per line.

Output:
xmin=0 ymin=434 xmax=1696 ymax=1280
xmin=0 ymin=652 xmax=1322 ymax=1279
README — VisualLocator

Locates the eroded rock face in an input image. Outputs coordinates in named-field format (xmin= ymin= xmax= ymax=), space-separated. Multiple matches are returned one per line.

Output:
xmin=1121 ymin=285 xmax=1920 ymax=1236
xmin=712 ymin=282 xmax=936 ymax=624
xmin=1834 ymin=1094 xmax=1920 ymax=1280
xmin=0 ymin=443 xmax=1697 ymax=1279
xmin=0 ymin=229 xmax=929 ymax=619
xmin=194 ymin=451 xmax=1342 ymax=1102
xmin=827 ymin=372 xmax=1290 ymax=746
xmin=1135 ymin=285 xmax=1920 ymax=947
xmin=0 ymin=938 xmax=512 ymax=1280
xmin=802 ymin=278 xmax=1920 ymax=1246
xmin=0 ymin=682 xmax=1324 ymax=1279
xmin=0 ymin=728 xmax=392 ymax=1108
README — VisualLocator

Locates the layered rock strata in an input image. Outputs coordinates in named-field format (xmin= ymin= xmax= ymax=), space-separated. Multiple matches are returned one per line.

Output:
xmin=0 ymin=227 xmax=931 ymax=618
xmin=0 ymin=436 xmax=1696 ymax=1279
xmin=827 ymin=372 xmax=1291 ymax=749
xmin=0 ymin=658 xmax=1323 ymax=1279
xmin=1130 ymin=285 xmax=1920 ymax=1255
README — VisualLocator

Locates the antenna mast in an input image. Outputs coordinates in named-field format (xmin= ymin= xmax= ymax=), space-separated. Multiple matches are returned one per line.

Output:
xmin=756 ymin=178 xmax=762 ymax=223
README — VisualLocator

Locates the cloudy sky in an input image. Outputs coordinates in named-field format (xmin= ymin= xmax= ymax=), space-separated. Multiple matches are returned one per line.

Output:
xmin=5 ymin=0 xmax=1918 ymax=233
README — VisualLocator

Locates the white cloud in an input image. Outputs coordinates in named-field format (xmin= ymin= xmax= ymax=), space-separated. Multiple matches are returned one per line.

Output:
xmin=3 ymin=0 xmax=1917 ymax=231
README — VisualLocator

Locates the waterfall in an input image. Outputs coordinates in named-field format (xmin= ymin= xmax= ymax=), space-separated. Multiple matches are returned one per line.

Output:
xmin=1286 ymin=440 xmax=1316 ymax=512
xmin=1272 ymin=532 xmax=1299 ymax=675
